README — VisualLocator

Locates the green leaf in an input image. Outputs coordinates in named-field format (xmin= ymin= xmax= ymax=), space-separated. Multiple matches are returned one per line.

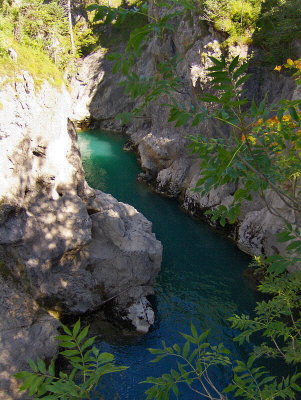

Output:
xmin=191 ymin=113 xmax=205 ymax=126
xmin=289 ymin=107 xmax=299 ymax=121
xmin=81 ymin=336 xmax=96 ymax=352
xmin=60 ymin=349 xmax=80 ymax=356
xmin=235 ymin=75 xmax=250 ymax=87
xmin=77 ymin=326 xmax=90 ymax=344
xmin=97 ymin=352 xmax=115 ymax=364
xmin=286 ymin=241 xmax=301 ymax=251
xmin=28 ymin=375 xmax=44 ymax=396
xmin=19 ymin=374 xmax=36 ymax=391
xmin=233 ymin=62 xmax=249 ymax=79
xmin=201 ymin=95 xmax=221 ymax=103
xmin=277 ymin=109 xmax=285 ymax=122
xmin=72 ymin=320 xmax=81 ymax=338
xmin=190 ymin=323 xmax=197 ymax=338
xmin=276 ymin=231 xmax=293 ymax=242
xmin=209 ymin=71 xmax=229 ymax=78
xmin=104 ymin=10 xmax=115 ymax=24
xmin=209 ymin=56 xmax=225 ymax=67
xmin=223 ymin=383 xmax=237 ymax=393
xmin=171 ymin=384 xmax=179 ymax=397
xmin=14 ymin=371 xmax=32 ymax=380
xmin=180 ymin=333 xmax=198 ymax=344
xmin=148 ymin=348 xmax=165 ymax=355
xmin=182 ymin=341 xmax=190 ymax=358
xmin=48 ymin=361 xmax=55 ymax=376
xmin=150 ymin=354 xmax=167 ymax=363
xmin=229 ymin=56 xmax=239 ymax=73
xmin=188 ymin=347 xmax=201 ymax=363
xmin=173 ymin=344 xmax=181 ymax=353
xmin=28 ymin=359 xmax=38 ymax=372
xmin=198 ymin=330 xmax=210 ymax=343
xmin=246 ymin=355 xmax=256 ymax=368
xmin=37 ymin=359 xmax=47 ymax=374
xmin=62 ymin=324 xmax=72 ymax=335
xmin=58 ymin=341 xmax=76 ymax=348
xmin=46 ymin=381 xmax=68 ymax=394
xmin=55 ymin=335 xmax=72 ymax=342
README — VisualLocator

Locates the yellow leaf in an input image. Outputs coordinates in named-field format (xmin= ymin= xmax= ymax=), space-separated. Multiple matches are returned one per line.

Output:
xmin=248 ymin=135 xmax=256 ymax=145
xmin=274 ymin=65 xmax=282 ymax=71
xmin=287 ymin=59 xmax=294 ymax=66
xmin=294 ymin=61 xmax=301 ymax=69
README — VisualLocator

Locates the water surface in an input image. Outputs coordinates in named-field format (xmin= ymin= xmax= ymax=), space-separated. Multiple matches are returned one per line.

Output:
xmin=78 ymin=130 xmax=258 ymax=399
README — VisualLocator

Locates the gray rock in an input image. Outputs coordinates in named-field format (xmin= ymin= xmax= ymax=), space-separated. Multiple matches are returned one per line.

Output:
xmin=0 ymin=67 xmax=162 ymax=320
xmin=86 ymin=191 xmax=162 ymax=323
xmin=7 ymin=48 xmax=18 ymax=62
xmin=0 ymin=66 xmax=162 ymax=398
xmin=0 ymin=275 xmax=59 ymax=400
xmin=71 ymin=3 xmax=300 ymax=259
xmin=125 ymin=297 xmax=155 ymax=334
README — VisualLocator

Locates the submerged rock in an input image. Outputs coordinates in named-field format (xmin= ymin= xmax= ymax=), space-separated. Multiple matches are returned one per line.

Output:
xmin=125 ymin=296 xmax=155 ymax=334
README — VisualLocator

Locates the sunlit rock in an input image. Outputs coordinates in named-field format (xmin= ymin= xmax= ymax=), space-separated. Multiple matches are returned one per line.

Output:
xmin=0 ymin=70 xmax=162 ymax=398
xmin=71 ymin=0 xmax=298 ymax=259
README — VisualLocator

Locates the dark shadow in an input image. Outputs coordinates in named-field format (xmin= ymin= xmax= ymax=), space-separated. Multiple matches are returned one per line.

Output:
xmin=252 ymin=0 xmax=301 ymax=65
xmin=242 ymin=0 xmax=301 ymax=107
xmin=72 ymin=2 xmax=149 ymax=130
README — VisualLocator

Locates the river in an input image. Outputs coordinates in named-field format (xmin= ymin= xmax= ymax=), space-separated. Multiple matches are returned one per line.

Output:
xmin=78 ymin=130 xmax=258 ymax=400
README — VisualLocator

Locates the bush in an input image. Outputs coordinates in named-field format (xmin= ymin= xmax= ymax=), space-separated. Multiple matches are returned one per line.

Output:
xmin=253 ymin=0 xmax=301 ymax=64
xmin=15 ymin=320 xmax=127 ymax=399
xmin=202 ymin=0 xmax=263 ymax=44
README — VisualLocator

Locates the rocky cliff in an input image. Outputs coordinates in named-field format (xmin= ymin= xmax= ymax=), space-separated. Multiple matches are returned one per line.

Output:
xmin=0 ymin=71 xmax=162 ymax=399
xmin=71 ymin=3 xmax=300 ymax=258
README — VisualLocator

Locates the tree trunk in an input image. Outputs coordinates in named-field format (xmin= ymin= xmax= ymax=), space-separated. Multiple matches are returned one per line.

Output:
xmin=67 ymin=0 xmax=76 ymax=55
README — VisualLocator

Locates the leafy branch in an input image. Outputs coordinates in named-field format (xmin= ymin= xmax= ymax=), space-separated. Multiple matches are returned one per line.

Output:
xmin=15 ymin=320 xmax=127 ymax=399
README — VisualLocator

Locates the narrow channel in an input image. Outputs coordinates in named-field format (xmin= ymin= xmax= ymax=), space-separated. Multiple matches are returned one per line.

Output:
xmin=78 ymin=130 xmax=258 ymax=399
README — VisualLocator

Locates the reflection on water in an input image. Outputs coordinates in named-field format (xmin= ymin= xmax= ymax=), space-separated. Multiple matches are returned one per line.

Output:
xmin=78 ymin=130 xmax=258 ymax=400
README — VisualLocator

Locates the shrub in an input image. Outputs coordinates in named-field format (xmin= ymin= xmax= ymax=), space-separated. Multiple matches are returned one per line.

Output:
xmin=15 ymin=320 xmax=127 ymax=399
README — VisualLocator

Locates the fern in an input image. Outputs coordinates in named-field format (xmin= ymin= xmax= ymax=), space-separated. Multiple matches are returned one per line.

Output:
xmin=15 ymin=320 xmax=127 ymax=399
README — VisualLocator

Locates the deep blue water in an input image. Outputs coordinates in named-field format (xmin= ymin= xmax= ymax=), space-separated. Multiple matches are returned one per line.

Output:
xmin=78 ymin=130 xmax=258 ymax=400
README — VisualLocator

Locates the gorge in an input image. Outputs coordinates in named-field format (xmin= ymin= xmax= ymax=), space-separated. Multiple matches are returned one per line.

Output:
xmin=78 ymin=129 xmax=258 ymax=399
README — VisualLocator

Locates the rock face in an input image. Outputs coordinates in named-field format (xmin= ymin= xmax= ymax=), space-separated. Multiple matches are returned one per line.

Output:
xmin=0 ymin=275 xmax=59 ymax=400
xmin=0 ymin=72 xmax=162 ymax=398
xmin=71 ymin=4 xmax=299 ymax=257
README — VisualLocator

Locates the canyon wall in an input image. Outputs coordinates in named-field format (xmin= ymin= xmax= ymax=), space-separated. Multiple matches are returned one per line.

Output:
xmin=71 ymin=3 xmax=300 ymax=258
xmin=0 ymin=72 xmax=162 ymax=398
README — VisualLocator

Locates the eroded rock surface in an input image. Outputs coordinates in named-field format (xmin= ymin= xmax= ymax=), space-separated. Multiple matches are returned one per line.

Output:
xmin=71 ymin=3 xmax=299 ymax=257
xmin=0 ymin=72 xmax=162 ymax=398
xmin=0 ymin=275 xmax=59 ymax=400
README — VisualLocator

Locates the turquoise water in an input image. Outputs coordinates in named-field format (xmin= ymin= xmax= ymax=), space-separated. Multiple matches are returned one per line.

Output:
xmin=78 ymin=130 xmax=258 ymax=400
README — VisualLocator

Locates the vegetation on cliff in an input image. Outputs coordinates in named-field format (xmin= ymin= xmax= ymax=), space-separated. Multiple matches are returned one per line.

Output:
xmin=1 ymin=0 xmax=299 ymax=86
xmin=0 ymin=0 xmax=98 ymax=85
xmin=201 ymin=0 xmax=301 ymax=62
xmin=0 ymin=0 xmax=146 ymax=86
